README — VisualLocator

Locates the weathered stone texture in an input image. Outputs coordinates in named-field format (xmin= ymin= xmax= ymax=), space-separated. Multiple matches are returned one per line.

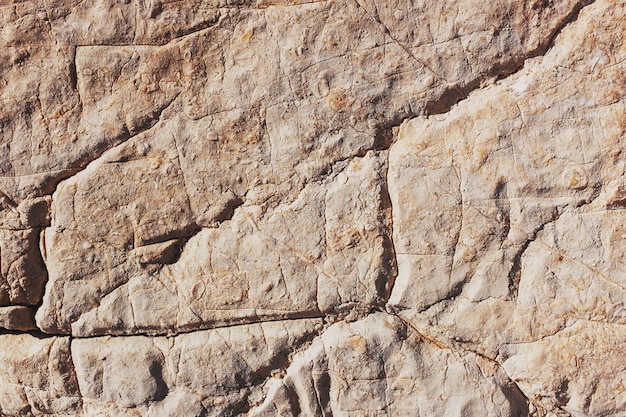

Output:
xmin=0 ymin=0 xmax=624 ymax=415
xmin=0 ymin=335 xmax=81 ymax=416
xmin=387 ymin=1 xmax=626 ymax=414
xmin=251 ymin=313 xmax=529 ymax=416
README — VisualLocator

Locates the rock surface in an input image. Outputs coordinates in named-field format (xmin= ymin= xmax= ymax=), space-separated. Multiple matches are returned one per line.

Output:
xmin=0 ymin=0 xmax=625 ymax=415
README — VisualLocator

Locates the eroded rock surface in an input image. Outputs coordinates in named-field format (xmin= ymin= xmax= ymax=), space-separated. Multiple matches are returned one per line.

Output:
xmin=1 ymin=0 xmax=625 ymax=415
xmin=388 ymin=1 xmax=626 ymax=415
xmin=251 ymin=313 xmax=528 ymax=416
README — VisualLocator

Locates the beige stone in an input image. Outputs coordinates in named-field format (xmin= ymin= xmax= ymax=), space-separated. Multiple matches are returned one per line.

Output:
xmin=0 ymin=306 xmax=36 ymax=331
xmin=71 ymin=319 xmax=322 ymax=415
xmin=0 ymin=0 xmax=623 ymax=415
xmin=0 ymin=335 xmax=81 ymax=416
xmin=388 ymin=0 xmax=626 ymax=414
xmin=0 ymin=228 xmax=46 ymax=306
xmin=251 ymin=313 xmax=529 ymax=416
xmin=36 ymin=150 xmax=393 ymax=336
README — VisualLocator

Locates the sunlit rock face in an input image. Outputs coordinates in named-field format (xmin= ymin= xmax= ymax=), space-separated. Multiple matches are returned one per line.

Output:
xmin=1 ymin=0 xmax=624 ymax=415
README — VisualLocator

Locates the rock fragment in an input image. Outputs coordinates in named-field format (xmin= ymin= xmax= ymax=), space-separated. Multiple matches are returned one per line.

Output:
xmin=0 ymin=306 xmax=36 ymax=331
xmin=0 ymin=335 xmax=81 ymax=416
xmin=0 ymin=228 xmax=46 ymax=306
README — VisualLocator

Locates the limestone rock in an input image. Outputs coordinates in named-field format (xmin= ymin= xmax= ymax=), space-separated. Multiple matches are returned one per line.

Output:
xmin=251 ymin=313 xmax=528 ymax=416
xmin=1 ymin=0 xmax=580 ymax=204
xmin=0 ymin=306 xmax=36 ymax=331
xmin=0 ymin=335 xmax=81 ymax=416
xmin=388 ymin=0 xmax=626 ymax=415
xmin=503 ymin=321 xmax=626 ymax=416
xmin=36 ymin=150 xmax=393 ymax=336
xmin=71 ymin=319 xmax=322 ymax=416
xmin=33 ymin=0 xmax=587 ymax=336
xmin=0 ymin=228 xmax=46 ymax=306
xmin=0 ymin=0 xmax=624 ymax=415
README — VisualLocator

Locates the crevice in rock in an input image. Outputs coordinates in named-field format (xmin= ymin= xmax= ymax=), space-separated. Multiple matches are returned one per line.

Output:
xmin=72 ymin=310 xmax=326 ymax=339
xmin=386 ymin=310 xmax=533 ymax=415
xmin=0 ymin=328 xmax=57 ymax=338
xmin=68 ymin=46 xmax=78 ymax=92
xmin=66 ymin=298 xmax=391 ymax=339
xmin=536 ymin=0 xmax=596 ymax=58
xmin=29 ymin=225 xmax=48 ymax=311
xmin=508 ymin=207 xmax=563 ymax=299
xmin=133 ymin=237 xmax=192 ymax=266
xmin=377 ymin=157 xmax=397 ymax=303
xmin=419 ymin=0 xmax=596 ymax=116
xmin=160 ymin=13 xmax=227 ymax=45
xmin=67 ymin=336 xmax=84 ymax=400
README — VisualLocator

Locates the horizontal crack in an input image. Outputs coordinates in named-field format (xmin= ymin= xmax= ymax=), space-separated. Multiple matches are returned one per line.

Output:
xmin=72 ymin=311 xmax=327 ymax=339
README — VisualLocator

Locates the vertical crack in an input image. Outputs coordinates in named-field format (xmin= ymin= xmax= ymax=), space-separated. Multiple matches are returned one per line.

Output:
xmin=68 ymin=46 xmax=78 ymax=92
xmin=507 ymin=206 xmax=563 ymax=299
xmin=379 ymin=148 xmax=398 ymax=302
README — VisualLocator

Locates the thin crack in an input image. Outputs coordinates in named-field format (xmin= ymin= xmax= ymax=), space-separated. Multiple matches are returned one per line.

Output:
xmin=508 ymin=206 xmax=563 ymax=299
xmin=386 ymin=310 xmax=533 ymax=413
xmin=351 ymin=0 xmax=443 ymax=84
xmin=70 ymin=313 xmax=327 ymax=339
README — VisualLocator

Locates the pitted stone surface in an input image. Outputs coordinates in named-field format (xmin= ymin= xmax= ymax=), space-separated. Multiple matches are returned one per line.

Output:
xmin=0 ymin=0 xmax=624 ymax=415
xmin=388 ymin=1 xmax=626 ymax=415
